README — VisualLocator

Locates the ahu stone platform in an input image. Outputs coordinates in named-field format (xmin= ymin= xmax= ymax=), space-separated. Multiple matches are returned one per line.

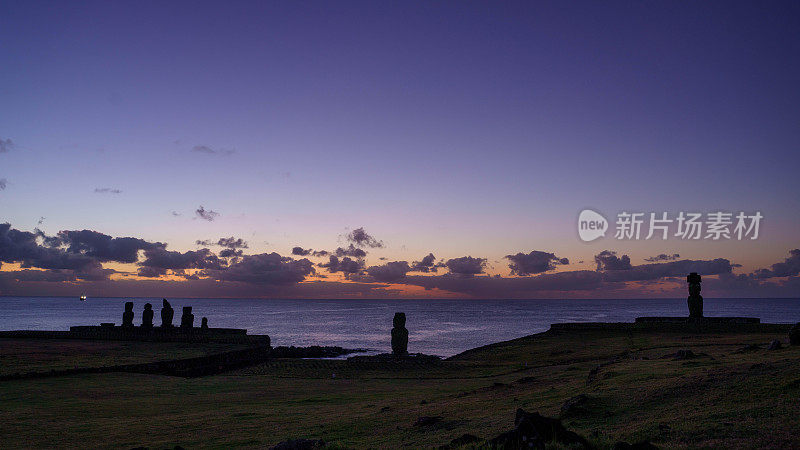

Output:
xmin=0 ymin=326 xmax=270 ymax=345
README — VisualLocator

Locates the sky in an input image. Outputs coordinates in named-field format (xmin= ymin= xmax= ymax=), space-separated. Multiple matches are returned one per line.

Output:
xmin=1 ymin=1 xmax=799 ymax=299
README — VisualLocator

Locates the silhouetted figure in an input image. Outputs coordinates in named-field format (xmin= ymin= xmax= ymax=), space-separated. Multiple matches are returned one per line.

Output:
xmin=687 ymin=272 xmax=703 ymax=319
xmin=391 ymin=312 xmax=408 ymax=356
xmin=201 ymin=317 xmax=209 ymax=330
xmin=161 ymin=299 xmax=174 ymax=328
xmin=790 ymin=323 xmax=800 ymax=346
xmin=181 ymin=306 xmax=194 ymax=330
xmin=122 ymin=302 xmax=134 ymax=328
xmin=141 ymin=303 xmax=154 ymax=330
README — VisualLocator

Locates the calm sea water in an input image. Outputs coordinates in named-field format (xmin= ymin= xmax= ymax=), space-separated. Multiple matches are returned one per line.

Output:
xmin=1 ymin=297 xmax=798 ymax=357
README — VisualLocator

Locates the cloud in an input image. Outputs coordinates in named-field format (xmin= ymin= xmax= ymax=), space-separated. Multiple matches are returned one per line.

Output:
xmin=191 ymin=145 xmax=235 ymax=156
xmin=0 ymin=179 xmax=7 ymax=190
xmin=411 ymin=252 xmax=439 ymax=273
xmin=219 ymin=248 xmax=243 ymax=258
xmin=0 ymin=224 xmax=111 ymax=279
xmin=446 ymin=256 xmax=487 ymax=276
xmin=599 ymin=258 xmax=735 ymax=282
xmin=0 ymin=138 xmax=14 ymax=153
xmin=195 ymin=206 xmax=220 ymax=221
xmin=312 ymin=250 xmax=329 ymax=257
xmin=217 ymin=237 xmax=248 ymax=249
xmin=365 ymin=261 xmax=411 ymax=282
xmin=94 ymin=188 xmax=122 ymax=194
xmin=37 ymin=217 xmax=45 ymax=226
xmin=201 ymin=253 xmax=314 ymax=284
xmin=594 ymin=250 xmax=632 ymax=271
xmin=345 ymin=227 xmax=384 ymax=248
xmin=171 ymin=211 xmax=182 ymax=217
xmin=319 ymin=255 xmax=364 ymax=274
xmin=505 ymin=250 xmax=569 ymax=276
xmin=52 ymin=229 xmax=164 ymax=263
xmin=0 ymin=269 xmax=77 ymax=283
xmin=403 ymin=270 xmax=604 ymax=297
xmin=754 ymin=249 xmax=800 ymax=278
xmin=644 ymin=253 xmax=680 ymax=262
xmin=292 ymin=247 xmax=312 ymax=256
xmin=335 ymin=244 xmax=367 ymax=258
xmin=138 ymin=247 xmax=225 ymax=277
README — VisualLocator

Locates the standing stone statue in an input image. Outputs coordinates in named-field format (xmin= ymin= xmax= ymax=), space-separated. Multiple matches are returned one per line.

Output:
xmin=391 ymin=312 xmax=409 ymax=356
xmin=201 ymin=317 xmax=209 ymax=330
xmin=161 ymin=299 xmax=174 ymax=328
xmin=180 ymin=306 xmax=194 ymax=330
xmin=687 ymin=272 xmax=703 ymax=319
xmin=122 ymin=302 xmax=134 ymax=328
xmin=790 ymin=323 xmax=800 ymax=346
xmin=141 ymin=303 xmax=154 ymax=330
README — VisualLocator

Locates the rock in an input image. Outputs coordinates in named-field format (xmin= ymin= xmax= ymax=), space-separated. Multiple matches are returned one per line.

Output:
xmin=665 ymin=349 xmax=696 ymax=360
xmin=160 ymin=299 xmax=174 ymax=328
xmin=269 ymin=439 xmax=325 ymax=450
xmin=439 ymin=433 xmax=481 ymax=449
xmin=612 ymin=441 xmax=658 ymax=450
xmin=488 ymin=409 xmax=592 ymax=449
xmin=414 ymin=416 xmax=443 ymax=427
xmin=768 ymin=340 xmax=782 ymax=350
xmin=391 ymin=312 xmax=409 ymax=356
xmin=734 ymin=344 xmax=761 ymax=353
xmin=789 ymin=323 xmax=800 ymax=346
xmin=560 ymin=394 xmax=590 ymax=418
xmin=122 ymin=302 xmax=134 ymax=328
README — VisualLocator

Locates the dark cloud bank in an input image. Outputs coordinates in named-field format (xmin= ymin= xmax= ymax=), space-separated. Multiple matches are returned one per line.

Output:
xmin=1 ymin=222 xmax=798 ymax=298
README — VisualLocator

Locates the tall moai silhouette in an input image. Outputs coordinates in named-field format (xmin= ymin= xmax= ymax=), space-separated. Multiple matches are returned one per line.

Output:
xmin=161 ymin=299 xmax=174 ymax=328
xmin=141 ymin=303 xmax=154 ymax=330
xmin=180 ymin=306 xmax=194 ymax=330
xmin=391 ymin=312 xmax=409 ymax=356
xmin=687 ymin=272 xmax=703 ymax=319
xmin=122 ymin=302 xmax=134 ymax=328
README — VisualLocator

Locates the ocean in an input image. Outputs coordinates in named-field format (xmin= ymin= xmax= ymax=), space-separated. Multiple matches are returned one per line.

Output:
xmin=1 ymin=297 xmax=798 ymax=357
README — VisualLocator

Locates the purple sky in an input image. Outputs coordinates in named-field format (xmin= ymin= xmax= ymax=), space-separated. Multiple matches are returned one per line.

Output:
xmin=1 ymin=1 xmax=799 ymax=298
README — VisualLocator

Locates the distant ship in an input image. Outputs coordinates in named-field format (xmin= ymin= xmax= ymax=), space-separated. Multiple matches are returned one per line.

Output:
xmin=80 ymin=295 xmax=87 ymax=301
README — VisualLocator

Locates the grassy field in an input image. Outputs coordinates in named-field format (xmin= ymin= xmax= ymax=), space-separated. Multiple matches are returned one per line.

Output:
xmin=0 ymin=328 xmax=798 ymax=449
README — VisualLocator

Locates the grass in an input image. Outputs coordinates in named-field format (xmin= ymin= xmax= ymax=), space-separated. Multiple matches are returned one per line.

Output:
xmin=0 ymin=329 xmax=798 ymax=448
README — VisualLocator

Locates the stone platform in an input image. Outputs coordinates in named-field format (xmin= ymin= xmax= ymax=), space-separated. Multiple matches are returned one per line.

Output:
xmin=549 ymin=317 xmax=790 ymax=334
xmin=0 ymin=326 xmax=269 ymax=345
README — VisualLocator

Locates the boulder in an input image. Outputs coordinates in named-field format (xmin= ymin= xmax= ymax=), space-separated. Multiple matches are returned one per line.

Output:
xmin=269 ymin=439 xmax=325 ymax=450
xmin=560 ymin=394 xmax=590 ymax=418
xmin=612 ymin=441 xmax=658 ymax=449
xmin=488 ymin=409 xmax=592 ymax=449
xmin=414 ymin=416 xmax=443 ymax=427
xmin=439 ymin=433 xmax=481 ymax=449
xmin=767 ymin=340 xmax=783 ymax=350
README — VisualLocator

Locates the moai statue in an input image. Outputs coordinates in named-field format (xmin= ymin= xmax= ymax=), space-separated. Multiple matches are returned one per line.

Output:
xmin=687 ymin=272 xmax=703 ymax=319
xmin=201 ymin=317 xmax=209 ymax=330
xmin=789 ymin=323 xmax=800 ymax=346
xmin=180 ymin=306 xmax=194 ymax=330
xmin=122 ymin=302 xmax=134 ymax=328
xmin=391 ymin=312 xmax=409 ymax=356
xmin=141 ymin=303 xmax=154 ymax=330
xmin=161 ymin=299 xmax=174 ymax=328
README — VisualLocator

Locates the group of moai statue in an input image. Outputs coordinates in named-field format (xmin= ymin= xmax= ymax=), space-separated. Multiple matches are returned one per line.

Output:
xmin=121 ymin=299 xmax=208 ymax=331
